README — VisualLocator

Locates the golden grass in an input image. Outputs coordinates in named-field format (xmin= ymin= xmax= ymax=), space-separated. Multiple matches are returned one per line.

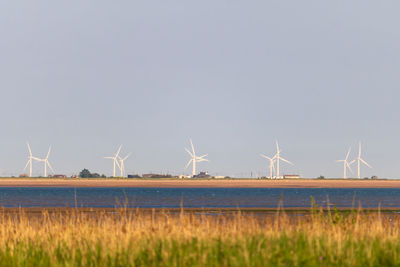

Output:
xmin=0 ymin=207 xmax=398 ymax=266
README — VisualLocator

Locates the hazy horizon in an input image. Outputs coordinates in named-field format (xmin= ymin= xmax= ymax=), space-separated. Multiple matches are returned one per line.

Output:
xmin=1 ymin=1 xmax=399 ymax=178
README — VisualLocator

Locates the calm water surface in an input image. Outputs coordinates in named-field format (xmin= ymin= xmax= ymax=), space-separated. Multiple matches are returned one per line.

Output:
xmin=0 ymin=187 xmax=399 ymax=208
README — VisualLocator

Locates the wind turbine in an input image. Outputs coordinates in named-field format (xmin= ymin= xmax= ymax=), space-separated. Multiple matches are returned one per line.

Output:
xmin=356 ymin=142 xmax=372 ymax=179
xmin=24 ymin=142 xmax=41 ymax=177
xmin=260 ymin=154 xmax=276 ymax=178
xmin=274 ymin=141 xmax=293 ymax=179
xmin=336 ymin=147 xmax=355 ymax=179
xmin=37 ymin=146 xmax=55 ymax=177
xmin=105 ymin=145 xmax=122 ymax=177
xmin=185 ymin=139 xmax=208 ymax=177
xmin=118 ymin=152 xmax=131 ymax=177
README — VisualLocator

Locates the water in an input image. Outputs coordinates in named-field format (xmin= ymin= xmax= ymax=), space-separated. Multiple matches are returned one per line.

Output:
xmin=0 ymin=187 xmax=399 ymax=208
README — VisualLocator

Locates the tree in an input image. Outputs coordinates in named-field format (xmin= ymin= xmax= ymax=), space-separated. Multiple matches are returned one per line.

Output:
xmin=79 ymin=169 xmax=92 ymax=178
xmin=79 ymin=169 xmax=107 ymax=178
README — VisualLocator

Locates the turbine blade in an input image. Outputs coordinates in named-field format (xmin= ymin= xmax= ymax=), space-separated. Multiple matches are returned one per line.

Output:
xmin=358 ymin=142 xmax=362 ymax=157
xmin=122 ymin=153 xmax=132 ymax=161
xmin=346 ymin=162 xmax=354 ymax=174
xmin=198 ymin=154 xmax=208 ymax=158
xmin=185 ymin=148 xmax=194 ymax=157
xmin=115 ymin=159 xmax=121 ymax=168
xmin=46 ymin=146 xmax=51 ymax=159
xmin=47 ymin=161 xmax=55 ymax=173
xmin=279 ymin=157 xmax=294 ymax=165
xmin=185 ymin=159 xmax=193 ymax=169
xmin=260 ymin=154 xmax=271 ymax=160
xmin=360 ymin=158 xmax=372 ymax=168
xmin=115 ymin=145 xmax=122 ymax=157
xmin=345 ymin=147 xmax=351 ymax=160
xmin=27 ymin=142 xmax=32 ymax=156
xmin=24 ymin=159 xmax=31 ymax=170
xmin=190 ymin=139 xmax=195 ymax=154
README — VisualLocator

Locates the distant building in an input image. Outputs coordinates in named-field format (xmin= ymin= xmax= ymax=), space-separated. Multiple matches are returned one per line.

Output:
xmin=283 ymin=174 xmax=300 ymax=179
xmin=142 ymin=174 xmax=172 ymax=178
xmin=52 ymin=175 xmax=67 ymax=178
xmin=214 ymin=176 xmax=225 ymax=179
xmin=127 ymin=174 xmax=141 ymax=178
xmin=193 ymin=171 xmax=211 ymax=178
xmin=19 ymin=174 xmax=29 ymax=178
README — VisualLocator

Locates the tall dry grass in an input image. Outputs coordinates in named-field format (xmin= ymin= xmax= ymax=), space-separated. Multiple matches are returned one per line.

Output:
xmin=0 ymin=207 xmax=398 ymax=266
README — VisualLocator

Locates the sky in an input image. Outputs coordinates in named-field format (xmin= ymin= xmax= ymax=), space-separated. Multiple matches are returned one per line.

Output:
xmin=0 ymin=1 xmax=399 ymax=178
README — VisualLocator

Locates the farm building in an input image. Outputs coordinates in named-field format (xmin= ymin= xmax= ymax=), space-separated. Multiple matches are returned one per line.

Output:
xmin=283 ymin=174 xmax=300 ymax=179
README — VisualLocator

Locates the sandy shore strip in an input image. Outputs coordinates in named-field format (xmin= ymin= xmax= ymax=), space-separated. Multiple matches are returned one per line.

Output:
xmin=0 ymin=178 xmax=399 ymax=188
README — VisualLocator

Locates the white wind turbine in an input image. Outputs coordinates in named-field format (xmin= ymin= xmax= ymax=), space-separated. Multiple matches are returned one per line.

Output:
xmin=185 ymin=139 xmax=208 ymax=177
xmin=24 ymin=142 xmax=41 ymax=177
xmin=105 ymin=145 xmax=122 ymax=177
xmin=336 ymin=147 xmax=355 ymax=179
xmin=118 ymin=152 xmax=131 ymax=177
xmin=356 ymin=142 xmax=372 ymax=179
xmin=36 ymin=146 xmax=55 ymax=177
xmin=260 ymin=154 xmax=276 ymax=178
xmin=274 ymin=141 xmax=293 ymax=179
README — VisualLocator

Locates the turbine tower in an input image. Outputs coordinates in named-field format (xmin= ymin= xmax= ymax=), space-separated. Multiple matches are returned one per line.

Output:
xmin=185 ymin=139 xmax=208 ymax=177
xmin=336 ymin=147 xmax=355 ymax=179
xmin=118 ymin=153 xmax=131 ymax=177
xmin=24 ymin=142 xmax=41 ymax=177
xmin=105 ymin=145 xmax=122 ymax=177
xmin=260 ymin=154 xmax=275 ymax=178
xmin=356 ymin=142 xmax=372 ymax=179
xmin=274 ymin=141 xmax=293 ymax=179
xmin=37 ymin=146 xmax=55 ymax=177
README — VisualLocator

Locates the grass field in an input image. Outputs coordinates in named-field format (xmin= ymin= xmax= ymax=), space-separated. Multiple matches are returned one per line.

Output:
xmin=0 ymin=206 xmax=398 ymax=266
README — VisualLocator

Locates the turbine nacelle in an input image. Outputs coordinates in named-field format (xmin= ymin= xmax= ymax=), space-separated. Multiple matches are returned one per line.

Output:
xmin=260 ymin=154 xmax=276 ymax=178
xmin=337 ymin=143 xmax=372 ymax=179
xmin=356 ymin=142 xmax=372 ymax=179
xmin=185 ymin=139 xmax=208 ymax=177
xmin=25 ymin=143 xmax=55 ymax=177
xmin=105 ymin=145 xmax=123 ymax=177
xmin=118 ymin=152 xmax=132 ymax=177
xmin=336 ymin=147 xmax=355 ymax=179
xmin=261 ymin=141 xmax=293 ymax=179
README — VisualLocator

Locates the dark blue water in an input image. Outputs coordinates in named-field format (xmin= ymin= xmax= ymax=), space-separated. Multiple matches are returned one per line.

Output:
xmin=0 ymin=187 xmax=399 ymax=208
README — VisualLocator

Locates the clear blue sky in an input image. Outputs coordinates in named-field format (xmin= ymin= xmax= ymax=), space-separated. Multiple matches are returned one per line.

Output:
xmin=0 ymin=1 xmax=398 ymax=178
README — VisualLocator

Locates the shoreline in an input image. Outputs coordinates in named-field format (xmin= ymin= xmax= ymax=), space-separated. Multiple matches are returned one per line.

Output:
xmin=0 ymin=207 xmax=398 ymax=217
xmin=0 ymin=206 xmax=400 ymax=213
xmin=0 ymin=178 xmax=399 ymax=188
